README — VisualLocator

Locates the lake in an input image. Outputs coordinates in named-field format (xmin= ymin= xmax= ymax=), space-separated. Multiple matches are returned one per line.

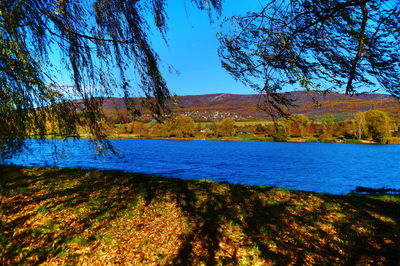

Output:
xmin=3 ymin=139 xmax=400 ymax=194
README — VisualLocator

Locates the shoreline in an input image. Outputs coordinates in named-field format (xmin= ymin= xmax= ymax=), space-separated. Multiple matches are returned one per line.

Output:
xmin=2 ymin=164 xmax=398 ymax=196
xmin=51 ymin=134 xmax=385 ymax=144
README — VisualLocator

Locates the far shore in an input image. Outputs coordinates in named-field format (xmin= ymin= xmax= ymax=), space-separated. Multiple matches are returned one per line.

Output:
xmin=65 ymin=133 xmax=391 ymax=144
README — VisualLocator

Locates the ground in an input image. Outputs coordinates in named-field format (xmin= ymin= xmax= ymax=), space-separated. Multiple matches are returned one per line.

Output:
xmin=1 ymin=166 xmax=400 ymax=265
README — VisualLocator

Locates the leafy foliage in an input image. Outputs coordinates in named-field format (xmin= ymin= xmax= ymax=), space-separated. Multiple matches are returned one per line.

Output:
xmin=353 ymin=110 xmax=391 ymax=142
xmin=289 ymin=114 xmax=309 ymax=137
xmin=219 ymin=0 xmax=400 ymax=116
xmin=125 ymin=121 xmax=147 ymax=136
xmin=273 ymin=120 xmax=291 ymax=142
xmin=165 ymin=115 xmax=196 ymax=138
xmin=355 ymin=111 xmax=368 ymax=139
xmin=0 ymin=0 xmax=222 ymax=159
xmin=364 ymin=109 xmax=391 ymax=143
xmin=149 ymin=123 xmax=169 ymax=137
xmin=216 ymin=118 xmax=236 ymax=137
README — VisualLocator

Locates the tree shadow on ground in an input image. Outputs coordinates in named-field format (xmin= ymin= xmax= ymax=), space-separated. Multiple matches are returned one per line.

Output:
xmin=1 ymin=166 xmax=400 ymax=265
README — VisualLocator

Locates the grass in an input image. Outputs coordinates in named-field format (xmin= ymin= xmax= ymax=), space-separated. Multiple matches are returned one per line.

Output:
xmin=389 ymin=137 xmax=400 ymax=144
xmin=232 ymin=121 xmax=274 ymax=127
xmin=1 ymin=166 xmax=400 ymax=264
xmin=238 ymin=135 xmax=274 ymax=141
xmin=195 ymin=121 xmax=274 ymax=127
xmin=343 ymin=138 xmax=364 ymax=144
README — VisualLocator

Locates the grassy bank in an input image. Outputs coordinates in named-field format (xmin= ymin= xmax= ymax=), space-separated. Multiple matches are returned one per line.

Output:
xmin=77 ymin=133 xmax=382 ymax=144
xmin=1 ymin=166 xmax=400 ymax=264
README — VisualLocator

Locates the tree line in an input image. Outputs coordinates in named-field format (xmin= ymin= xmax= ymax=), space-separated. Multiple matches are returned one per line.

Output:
xmin=100 ymin=109 xmax=397 ymax=144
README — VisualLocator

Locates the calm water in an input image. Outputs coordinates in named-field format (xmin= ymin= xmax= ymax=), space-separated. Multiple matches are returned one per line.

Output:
xmin=3 ymin=139 xmax=400 ymax=194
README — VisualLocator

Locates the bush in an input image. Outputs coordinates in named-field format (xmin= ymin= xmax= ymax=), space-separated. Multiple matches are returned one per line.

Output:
xmin=126 ymin=122 xmax=147 ymax=136
xmin=149 ymin=123 xmax=169 ymax=137
xmin=165 ymin=115 xmax=196 ymax=138
xmin=273 ymin=121 xmax=290 ymax=142
xmin=289 ymin=114 xmax=309 ymax=137
xmin=216 ymin=119 xmax=236 ymax=137
xmin=364 ymin=110 xmax=391 ymax=143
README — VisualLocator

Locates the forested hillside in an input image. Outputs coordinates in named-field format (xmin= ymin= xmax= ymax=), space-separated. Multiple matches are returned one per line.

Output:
xmin=94 ymin=92 xmax=399 ymax=122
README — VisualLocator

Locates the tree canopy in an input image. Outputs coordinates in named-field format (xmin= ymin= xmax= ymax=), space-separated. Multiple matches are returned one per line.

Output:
xmin=165 ymin=115 xmax=196 ymax=138
xmin=216 ymin=118 xmax=236 ymax=137
xmin=219 ymin=0 xmax=400 ymax=116
xmin=0 ymin=0 xmax=222 ymax=159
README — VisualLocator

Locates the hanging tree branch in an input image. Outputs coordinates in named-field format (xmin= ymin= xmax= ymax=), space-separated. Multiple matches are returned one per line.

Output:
xmin=346 ymin=3 xmax=369 ymax=95
xmin=218 ymin=0 xmax=400 ymax=117
xmin=0 ymin=0 xmax=222 ymax=159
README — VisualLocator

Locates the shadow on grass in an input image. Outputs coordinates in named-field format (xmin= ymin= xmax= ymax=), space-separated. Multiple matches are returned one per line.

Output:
xmin=1 ymin=165 xmax=400 ymax=264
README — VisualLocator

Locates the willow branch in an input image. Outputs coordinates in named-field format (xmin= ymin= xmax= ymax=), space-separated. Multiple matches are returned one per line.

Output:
xmin=346 ymin=3 xmax=368 ymax=94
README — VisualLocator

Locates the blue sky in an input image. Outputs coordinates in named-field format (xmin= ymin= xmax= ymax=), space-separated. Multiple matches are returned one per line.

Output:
xmin=151 ymin=0 xmax=263 ymax=96
xmin=50 ymin=0 xmax=263 ymax=97
xmin=151 ymin=0 xmax=391 ymax=96
xmin=51 ymin=1 xmax=390 ymax=97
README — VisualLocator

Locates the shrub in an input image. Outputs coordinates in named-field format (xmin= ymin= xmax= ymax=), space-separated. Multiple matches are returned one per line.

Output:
xmin=364 ymin=110 xmax=391 ymax=143
xmin=289 ymin=114 xmax=309 ymax=137
xmin=273 ymin=121 xmax=290 ymax=142
xmin=216 ymin=119 xmax=236 ymax=137
xmin=165 ymin=115 xmax=196 ymax=138
xmin=149 ymin=123 xmax=169 ymax=137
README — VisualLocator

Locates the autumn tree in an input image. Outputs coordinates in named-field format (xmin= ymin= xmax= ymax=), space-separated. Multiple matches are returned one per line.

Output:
xmin=219 ymin=0 xmax=400 ymax=117
xmin=364 ymin=110 xmax=391 ymax=143
xmin=165 ymin=115 xmax=196 ymax=138
xmin=320 ymin=114 xmax=335 ymax=139
xmin=354 ymin=111 xmax=367 ymax=139
xmin=149 ymin=123 xmax=169 ymax=137
xmin=0 ymin=0 xmax=222 ymax=159
xmin=289 ymin=114 xmax=309 ymax=137
xmin=333 ymin=120 xmax=356 ymax=139
xmin=126 ymin=122 xmax=147 ymax=137
xmin=216 ymin=118 xmax=236 ymax=137
xmin=273 ymin=119 xmax=291 ymax=142
xmin=208 ymin=122 xmax=218 ymax=133
xmin=255 ymin=124 xmax=267 ymax=135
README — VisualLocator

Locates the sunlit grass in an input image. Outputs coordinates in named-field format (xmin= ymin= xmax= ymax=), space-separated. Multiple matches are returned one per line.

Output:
xmin=1 ymin=166 xmax=399 ymax=264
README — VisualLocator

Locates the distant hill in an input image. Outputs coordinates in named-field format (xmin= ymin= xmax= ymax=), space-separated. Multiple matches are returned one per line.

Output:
xmin=96 ymin=91 xmax=400 ymax=121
